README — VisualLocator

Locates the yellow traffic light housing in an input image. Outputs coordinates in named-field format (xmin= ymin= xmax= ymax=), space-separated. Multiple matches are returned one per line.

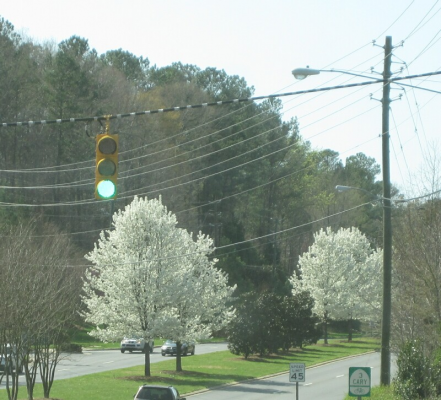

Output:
xmin=95 ymin=133 xmax=118 ymax=200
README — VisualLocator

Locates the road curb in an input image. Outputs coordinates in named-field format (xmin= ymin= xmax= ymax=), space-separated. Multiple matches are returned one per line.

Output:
xmin=185 ymin=350 xmax=377 ymax=397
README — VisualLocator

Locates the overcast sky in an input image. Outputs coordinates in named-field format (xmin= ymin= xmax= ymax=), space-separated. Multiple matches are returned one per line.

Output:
xmin=1 ymin=0 xmax=441 ymax=194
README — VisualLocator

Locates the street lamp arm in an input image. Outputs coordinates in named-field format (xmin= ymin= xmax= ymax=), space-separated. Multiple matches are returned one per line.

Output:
xmin=395 ymin=82 xmax=441 ymax=95
xmin=334 ymin=185 xmax=398 ymax=204
xmin=335 ymin=185 xmax=384 ymax=201
xmin=292 ymin=67 xmax=378 ymax=81
xmin=322 ymin=69 xmax=378 ymax=80
xmin=292 ymin=67 xmax=441 ymax=83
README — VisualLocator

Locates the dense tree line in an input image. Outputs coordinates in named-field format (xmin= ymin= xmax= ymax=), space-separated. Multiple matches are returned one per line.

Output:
xmin=4 ymin=15 xmax=441 ymax=392
xmin=0 ymin=17 xmax=385 ymax=296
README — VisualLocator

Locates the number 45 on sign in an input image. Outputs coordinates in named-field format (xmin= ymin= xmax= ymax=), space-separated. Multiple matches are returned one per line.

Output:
xmin=289 ymin=363 xmax=305 ymax=382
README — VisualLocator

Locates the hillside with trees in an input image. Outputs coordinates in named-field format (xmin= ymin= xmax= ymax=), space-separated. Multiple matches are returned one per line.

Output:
xmin=2 ymin=15 xmax=440 ymax=399
xmin=0 ymin=16 xmax=385 ymax=295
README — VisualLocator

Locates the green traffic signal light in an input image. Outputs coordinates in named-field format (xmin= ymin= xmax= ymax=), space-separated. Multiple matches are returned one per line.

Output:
xmin=96 ymin=179 xmax=117 ymax=199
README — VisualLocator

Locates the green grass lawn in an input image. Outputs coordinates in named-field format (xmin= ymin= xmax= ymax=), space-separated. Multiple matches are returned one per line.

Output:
xmin=1 ymin=338 xmax=382 ymax=400
xmin=343 ymin=384 xmax=396 ymax=399
xmin=68 ymin=324 xmax=120 ymax=350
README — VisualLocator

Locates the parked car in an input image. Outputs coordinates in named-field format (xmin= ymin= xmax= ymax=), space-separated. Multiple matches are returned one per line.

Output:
xmin=0 ymin=344 xmax=24 ymax=374
xmin=161 ymin=340 xmax=195 ymax=356
xmin=134 ymin=384 xmax=186 ymax=400
xmin=120 ymin=337 xmax=154 ymax=353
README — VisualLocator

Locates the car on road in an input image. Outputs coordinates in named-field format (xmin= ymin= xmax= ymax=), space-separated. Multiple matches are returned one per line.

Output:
xmin=161 ymin=340 xmax=195 ymax=357
xmin=134 ymin=384 xmax=186 ymax=400
xmin=120 ymin=337 xmax=154 ymax=353
xmin=0 ymin=344 xmax=24 ymax=374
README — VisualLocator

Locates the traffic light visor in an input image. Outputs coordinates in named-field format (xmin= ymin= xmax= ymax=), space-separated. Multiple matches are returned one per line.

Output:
xmin=98 ymin=136 xmax=117 ymax=155
xmin=97 ymin=158 xmax=117 ymax=176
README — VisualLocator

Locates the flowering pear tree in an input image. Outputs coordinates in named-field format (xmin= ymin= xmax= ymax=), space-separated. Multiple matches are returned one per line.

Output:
xmin=155 ymin=231 xmax=236 ymax=371
xmin=290 ymin=227 xmax=382 ymax=343
xmin=337 ymin=244 xmax=382 ymax=340
xmin=82 ymin=196 xmax=235 ymax=375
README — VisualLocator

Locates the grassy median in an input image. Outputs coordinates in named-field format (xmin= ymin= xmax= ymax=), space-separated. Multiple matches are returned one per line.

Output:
xmin=344 ymin=385 xmax=395 ymax=400
xmin=2 ymin=338 xmax=380 ymax=400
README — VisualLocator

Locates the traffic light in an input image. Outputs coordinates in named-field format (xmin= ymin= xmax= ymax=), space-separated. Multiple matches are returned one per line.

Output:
xmin=95 ymin=133 xmax=118 ymax=200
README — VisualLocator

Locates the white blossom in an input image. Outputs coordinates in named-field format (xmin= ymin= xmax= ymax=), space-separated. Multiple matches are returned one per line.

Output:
xmin=290 ymin=227 xmax=382 ymax=324
xmin=82 ymin=196 xmax=235 ymax=345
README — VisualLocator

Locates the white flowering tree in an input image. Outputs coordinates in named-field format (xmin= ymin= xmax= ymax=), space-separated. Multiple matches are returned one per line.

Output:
xmin=82 ymin=196 xmax=235 ymax=375
xmin=290 ymin=227 xmax=382 ymax=343
xmin=154 ymin=231 xmax=236 ymax=371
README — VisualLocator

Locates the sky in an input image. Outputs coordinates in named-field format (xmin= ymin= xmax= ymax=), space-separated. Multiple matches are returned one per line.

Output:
xmin=1 ymin=0 xmax=441 ymax=194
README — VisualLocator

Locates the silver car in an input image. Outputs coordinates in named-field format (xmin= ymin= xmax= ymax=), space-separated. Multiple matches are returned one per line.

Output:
xmin=120 ymin=337 xmax=154 ymax=353
xmin=134 ymin=384 xmax=186 ymax=400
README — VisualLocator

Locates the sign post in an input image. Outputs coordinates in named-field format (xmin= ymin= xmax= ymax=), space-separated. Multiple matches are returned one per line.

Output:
xmin=289 ymin=363 xmax=305 ymax=400
xmin=349 ymin=367 xmax=371 ymax=399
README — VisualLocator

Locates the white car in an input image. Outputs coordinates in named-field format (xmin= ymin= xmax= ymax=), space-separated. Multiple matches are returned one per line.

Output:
xmin=120 ymin=337 xmax=154 ymax=353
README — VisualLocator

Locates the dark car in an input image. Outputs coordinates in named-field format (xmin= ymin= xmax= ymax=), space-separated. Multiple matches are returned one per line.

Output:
xmin=134 ymin=384 xmax=186 ymax=400
xmin=161 ymin=340 xmax=195 ymax=356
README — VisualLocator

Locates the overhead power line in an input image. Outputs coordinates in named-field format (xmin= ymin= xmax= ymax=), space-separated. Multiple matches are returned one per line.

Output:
xmin=1 ymin=71 xmax=440 ymax=129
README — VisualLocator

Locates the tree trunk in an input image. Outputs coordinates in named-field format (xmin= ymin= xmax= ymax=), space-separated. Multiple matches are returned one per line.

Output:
xmin=348 ymin=315 xmax=353 ymax=342
xmin=144 ymin=349 xmax=151 ymax=377
xmin=323 ymin=311 xmax=328 ymax=345
xmin=24 ymin=352 xmax=39 ymax=400
xmin=176 ymin=341 xmax=182 ymax=372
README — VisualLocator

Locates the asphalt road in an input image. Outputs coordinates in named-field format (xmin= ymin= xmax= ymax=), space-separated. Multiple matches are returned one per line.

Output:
xmin=54 ymin=342 xmax=229 ymax=380
xmin=0 ymin=342 xmax=229 ymax=387
xmin=188 ymin=352 xmax=397 ymax=399
xmin=1 ymin=343 xmax=396 ymax=400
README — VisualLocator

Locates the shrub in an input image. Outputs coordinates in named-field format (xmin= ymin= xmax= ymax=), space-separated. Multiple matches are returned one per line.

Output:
xmin=393 ymin=339 xmax=441 ymax=399
xmin=227 ymin=291 xmax=319 ymax=358
xmin=60 ymin=343 xmax=83 ymax=353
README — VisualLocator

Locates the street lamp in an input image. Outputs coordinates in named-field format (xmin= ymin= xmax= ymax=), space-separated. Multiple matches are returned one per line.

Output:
xmin=292 ymin=67 xmax=321 ymax=80
xmin=336 ymin=185 xmax=373 ymax=195
xmin=292 ymin=67 xmax=375 ymax=81
xmin=335 ymin=185 xmax=383 ymax=202
xmin=293 ymin=36 xmax=393 ymax=386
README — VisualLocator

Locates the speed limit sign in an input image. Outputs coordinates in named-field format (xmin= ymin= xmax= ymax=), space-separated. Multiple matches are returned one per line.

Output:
xmin=289 ymin=363 xmax=305 ymax=382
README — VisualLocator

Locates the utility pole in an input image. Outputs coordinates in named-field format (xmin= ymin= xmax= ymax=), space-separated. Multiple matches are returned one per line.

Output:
xmin=380 ymin=35 xmax=393 ymax=386
xmin=272 ymin=217 xmax=278 ymax=290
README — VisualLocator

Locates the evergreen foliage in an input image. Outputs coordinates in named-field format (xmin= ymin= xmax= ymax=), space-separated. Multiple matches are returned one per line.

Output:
xmin=227 ymin=292 xmax=320 ymax=358
xmin=0 ymin=16 xmax=386 ymax=296
xmin=394 ymin=339 xmax=441 ymax=399
xmin=0 ymin=19 xmax=391 ymax=379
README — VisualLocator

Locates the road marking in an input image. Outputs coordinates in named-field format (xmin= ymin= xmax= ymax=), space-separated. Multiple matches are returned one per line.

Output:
xmin=104 ymin=361 xmax=114 ymax=364
xmin=304 ymin=383 xmax=312 ymax=386
xmin=336 ymin=374 xmax=345 ymax=378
